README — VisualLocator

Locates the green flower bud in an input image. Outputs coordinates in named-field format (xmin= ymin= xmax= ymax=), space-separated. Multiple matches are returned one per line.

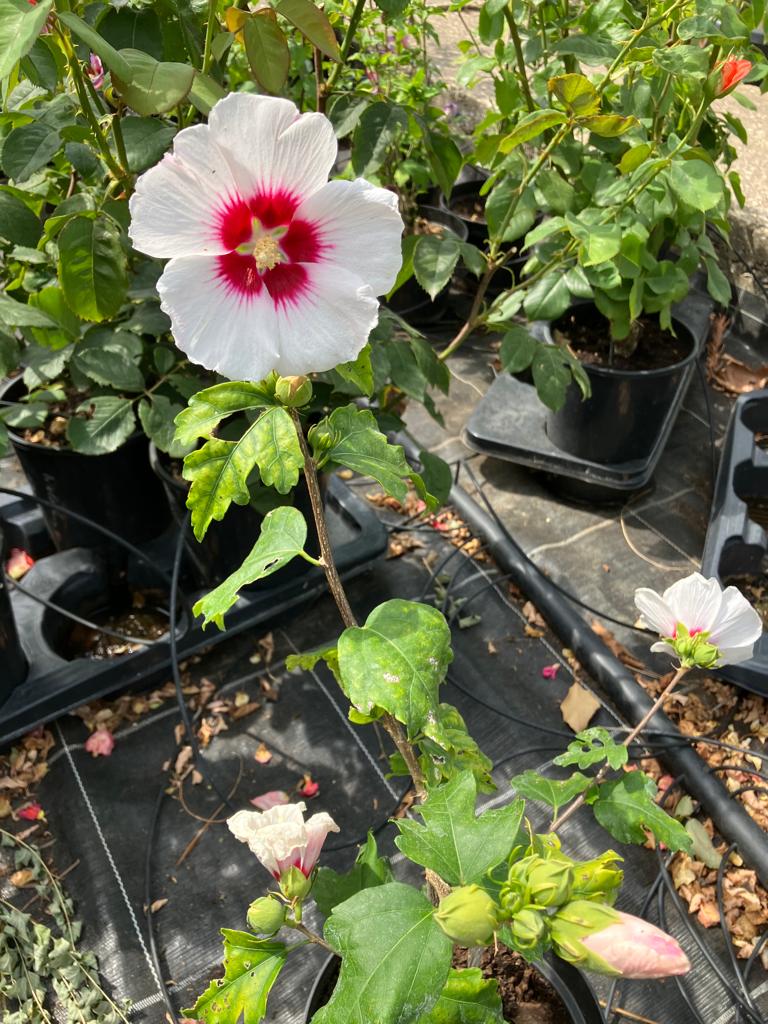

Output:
xmin=435 ymin=885 xmax=499 ymax=946
xmin=550 ymin=899 xmax=621 ymax=974
xmin=499 ymin=876 xmax=526 ymax=917
xmin=307 ymin=420 xmax=336 ymax=453
xmin=275 ymin=375 xmax=313 ymax=408
xmin=279 ymin=866 xmax=312 ymax=902
xmin=527 ymin=857 xmax=573 ymax=909
xmin=246 ymin=897 xmax=286 ymax=935
xmin=570 ymin=852 xmax=624 ymax=904
xmin=509 ymin=908 xmax=548 ymax=953
xmin=669 ymin=623 xmax=720 ymax=670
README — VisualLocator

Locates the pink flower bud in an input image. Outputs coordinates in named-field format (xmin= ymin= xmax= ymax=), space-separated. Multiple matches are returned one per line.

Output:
xmin=85 ymin=728 xmax=115 ymax=757
xmin=541 ymin=664 xmax=559 ymax=679
xmin=719 ymin=58 xmax=752 ymax=94
xmin=582 ymin=911 xmax=690 ymax=979
xmin=87 ymin=53 xmax=105 ymax=90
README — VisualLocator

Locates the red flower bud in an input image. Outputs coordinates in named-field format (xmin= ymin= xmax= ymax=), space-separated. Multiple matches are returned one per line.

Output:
xmin=6 ymin=548 xmax=34 ymax=581
xmin=719 ymin=59 xmax=752 ymax=94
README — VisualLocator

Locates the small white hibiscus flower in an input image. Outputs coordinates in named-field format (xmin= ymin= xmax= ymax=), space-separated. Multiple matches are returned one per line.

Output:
xmin=128 ymin=93 xmax=404 ymax=382
xmin=634 ymin=572 xmax=762 ymax=667
xmin=227 ymin=801 xmax=339 ymax=879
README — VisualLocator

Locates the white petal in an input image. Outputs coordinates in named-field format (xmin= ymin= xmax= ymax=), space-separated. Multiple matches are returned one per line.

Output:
xmin=707 ymin=586 xmax=763 ymax=649
xmin=129 ymin=123 xmax=240 ymax=258
xmin=156 ymin=256 xmax=282 ymax=381
xmin=662 ymin=573 xmax=722 ymax=634
xmin=301 ymin=812 xmax=340 ymax=873
xmin=634 ymin=588 xmax=676 ymax=636
xmin=650 ymin=640 xmax=677 ymax=659
xmin=271 ymin=262 xmax=381 ymax=375
xmin=716 ymin=643 xmax=758 ymax=666
xmin=295 ymin=179 xmax=404 ymax=295
xmin=208 ymin=93 xmax=337 ymax=202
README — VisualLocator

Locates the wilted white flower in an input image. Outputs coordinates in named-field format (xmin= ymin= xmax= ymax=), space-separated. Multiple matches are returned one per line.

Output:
xmin=227 ymin=801 xmax=339 ymax=879
xmin=634 ymin=572 xmax=762 ymax=668
xmin=129 ymin=93 xmax=403 ymax=382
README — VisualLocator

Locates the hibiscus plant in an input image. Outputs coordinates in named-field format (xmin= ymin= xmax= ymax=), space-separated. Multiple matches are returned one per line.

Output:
xmin=117 ymin=88 xmax=763 ymax=1022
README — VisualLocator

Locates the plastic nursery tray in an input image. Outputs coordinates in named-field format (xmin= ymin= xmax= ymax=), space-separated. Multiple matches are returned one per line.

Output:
xmin=701 ymin=389 xmax=768 ymax=696
xmin=464 ymin=290 xmax=714 ymax=500
xmin=0 ymin=475 xmax=387 ymax=745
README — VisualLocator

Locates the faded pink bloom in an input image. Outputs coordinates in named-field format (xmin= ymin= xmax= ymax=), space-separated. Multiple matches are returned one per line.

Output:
xmin=87 ymin=53 xmax=105 ymax=89
xmin=541 ymin=664 xmax=559 ymax=679
xmin=250 ymin=790 xmax=290 ymax=811
xmin=227 ymin=801 xmax=338 ymax=878
xmin=85 ymin=729 xmax=115 ymax=757
xmin=6 ymin=548 xmax=34 ymax=581
xmin=583 ymin=911 xmax=690 ymax=979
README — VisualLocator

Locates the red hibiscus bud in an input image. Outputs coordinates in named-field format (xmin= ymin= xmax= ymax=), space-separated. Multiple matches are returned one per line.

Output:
xmin=581 ymin=909 xmax=691 ymax=978
xmin=719 ymin=59 xmax=752 ymax=94
xmin=6 ymin=548 xmax=34 ymax=581
xmin=85 ymin=729 xmax=115 ymax=757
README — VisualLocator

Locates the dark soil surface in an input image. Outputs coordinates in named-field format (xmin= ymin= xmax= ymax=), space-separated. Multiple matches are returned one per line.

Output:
xmin=552 ymin=304 xmax=692 ymax=372
xmin=64 ymin=590 xmax=169 ymax=659
xmin=453 ymin=947 xmax=569 ymax=1023
xmin=451 ymin=193 xmax=486 ymax=224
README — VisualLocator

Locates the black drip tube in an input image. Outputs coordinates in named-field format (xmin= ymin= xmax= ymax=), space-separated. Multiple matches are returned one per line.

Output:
xmin=400 ymin=436 xmax=768 ymax=887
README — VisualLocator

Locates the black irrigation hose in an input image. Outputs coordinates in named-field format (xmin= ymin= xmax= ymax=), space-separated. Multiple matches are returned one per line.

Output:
xmin=145 ymin=780 xmax=181 ymax=1024
xmin=398 ymin=435 xmax=768 ymax=888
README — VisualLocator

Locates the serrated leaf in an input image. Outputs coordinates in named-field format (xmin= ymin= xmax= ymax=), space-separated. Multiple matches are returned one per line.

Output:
xmin=499 ymin=109 xmax=567 ymax=152
xmin=276 ymin=0 xmax=340 ymax=60
xmin=704 ymin=257 xmax=731 ymax=306
xmin=243 ymin=11 xmax=290 ymax=95
xmin=193 ymin=507 xmax=309 ymax=628
xmin=175 ymin=381 xmax=276 ymax=446
xmin=590 ymin=772 xmax=693 ymax=853
xmin=416 ymin=968 xmax=504 ymax=1024
xmin=66 ymin=396 xmax=135 ymax=455
xmin=312 ymin=404 xmax=412 ymax=504
xmin=0 ymin=295 xmax=56 ymax=329
xmin=249 ymin=406 xmax=303 ymax=492
xmin=426 ymin=131 xmax=462 ymax=199
xmin=314 ymin=883 xmax=452 ymax=1024
xmin=313 ymin=833 xmax=394 ymax=916
xmin=553 ymin=728 xmax=629 ymax=771
xmin=0 ymin=0 xmax=53 ymax=79
xmin=337 ymin=598 xmax=452 ymax=734
xmin=138 ymin=395 xmax=190 ymax=457
xmin=459 ymin=242 xmax=486 ymax=277
xmin=531 ymin=345 xmax=579 ymax=411
xmin=58 ymin=216 xmax=128 ymax=322
xmin=413 ymin=235 xmax=461 ymax=300
xmin=500 ymin=326 xmax=537 ymax=373
xmin=511 ymin=770 xmax=594 ymax=814
xmin=113 ymin=49 xmax=195 ymax=116
xmin=523 ymin=273 xmax=571 ymax=322
xmin=396 ymin=771 xmax=523 ymax=885
xmin=183 ymin=931 xmax=286 ymax=1024
xmin=71 ymin=331 xmax=145 ymax=392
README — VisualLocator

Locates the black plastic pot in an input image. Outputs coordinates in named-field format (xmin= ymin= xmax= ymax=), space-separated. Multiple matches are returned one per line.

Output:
xmin=1 ymin=378 xmax=170 ymax=553
xmin=0 ymin=528 xmax=28 ymax=699
xmin=304 ymin=954 xmax=603 ymax=1024
xmin=386 ymin=205 xmax=468 ymax=327
xmin=542 ymin=304 xmax=697 ymax=465
xmin=149 ymin=443 xmax=318 ymax=588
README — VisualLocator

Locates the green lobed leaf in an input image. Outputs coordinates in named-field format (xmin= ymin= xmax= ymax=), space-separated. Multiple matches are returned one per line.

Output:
xmin=183 ymin=931 xmax=287 ymax=1024
xmin=243 ymin=12 xmax=290 ymax=95
xmin=313 ymin=832 xmax=394 ymax=916
xmin=0 ymin=0 xmax=53 ymax=79
xmin=276 ymin=0 xmax=340 ymax=60
xmin=408 ymin=703 xmax=494 ymax=794
xmin=193 ymin=507 xmax=310 ymax=629
xmin=652 ymin=45 xmax=709 ymax=79
xmin=553 ymin=728 xmax=629 ymax=771
xmin=58 ymin=216 xmax=129 ymax=322
xmin=396 ymin=771 xmax=524 ymax=886
xmin=589 ymin=771 xmax=693 ymax=852
xmin=311 ymin=404 xmax=412 ymax=504
xmin=138 ymin=394 xmax=191 ymax=457
xmin=336 ymin=598 xmax=452 ymax=735
xmin=175 ymin=381 xmax=276 ymax=446
xmin=416 ymin=968 xmax=504 ymax=1024
xmin=66 ymin=396 xmax=136 ymax=455
xmin=313 ymin=883 xmax=453 ymax=1024
xmin=511 ymin=770 xmax=594 ymax=814
xmin=113 ymin=49 xmax=195 ymax=116
xmin=249 ymin=405 xmax=303 ymax=493
xmin=413 ymin=235 xmax=461 ymax=300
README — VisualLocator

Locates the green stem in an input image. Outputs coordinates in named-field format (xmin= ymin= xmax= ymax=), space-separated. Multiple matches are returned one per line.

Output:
xmin=202 ymin=0 xmax=217 ymax=74
xmin=326 ymin=0 xmax=367 ymax=93
xmin=110 ymin=110 xmax=131 ymax=188
xmin=504 ymin=4 xmax=535 ymax=113
xmin=66 ymin=49 xmax=126 ymax=183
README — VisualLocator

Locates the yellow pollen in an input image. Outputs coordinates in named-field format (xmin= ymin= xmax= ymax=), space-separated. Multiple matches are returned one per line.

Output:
xmin=252 ymin=236 xmax=283 ymax=272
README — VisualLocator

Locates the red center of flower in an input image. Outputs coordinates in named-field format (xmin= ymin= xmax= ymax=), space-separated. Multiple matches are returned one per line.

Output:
xmin=214 ymin=190 xmax=324 ymax=307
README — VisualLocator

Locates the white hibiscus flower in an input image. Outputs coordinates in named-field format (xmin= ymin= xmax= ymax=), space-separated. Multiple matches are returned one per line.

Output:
xmin=227 ymin=801 xmax=339 ymax=879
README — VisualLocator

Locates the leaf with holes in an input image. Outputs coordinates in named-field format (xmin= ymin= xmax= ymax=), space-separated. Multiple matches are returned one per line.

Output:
xmin=194 ymin=507 xmax=310 ymax=629
xmin=553 ymin=727 xmax=629 ymax=771
xmin=183 ymin=931 xmax=287 ymax=1023
xmin=396 ymin=771 xmax=523 ymax=885
xmin=336 ymin=599 xmax=452 ymax=735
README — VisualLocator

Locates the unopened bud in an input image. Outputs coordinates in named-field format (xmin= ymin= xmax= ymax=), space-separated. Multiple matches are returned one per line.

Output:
xmin=527 ymin=856 xmax=573 ymax=909
xmin=570 ymin=852 xmax=623 ymax=903
xmin=275 ymin=375 xmax=312 ymax=407
xmin=279 ymin=866 xmax=312 ymax=902
xmin=435 ymin=885 xmax=499 ymax=946
xmin=246 ymin=897 xmax=286 ymax=935
xmin=550 ymin=900 xmax=622 ymax=974
xmin=509 ymin=908 xmax=548 ymax=953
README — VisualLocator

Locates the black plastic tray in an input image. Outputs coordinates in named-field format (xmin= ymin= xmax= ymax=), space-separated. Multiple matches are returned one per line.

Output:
xmin=0 ymin=475 xmax=387 ymax=745
xmin=464 ymin=291 xmax=713 ymax=499
xmin=700 ymin=389 xmax=768 ymax=696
